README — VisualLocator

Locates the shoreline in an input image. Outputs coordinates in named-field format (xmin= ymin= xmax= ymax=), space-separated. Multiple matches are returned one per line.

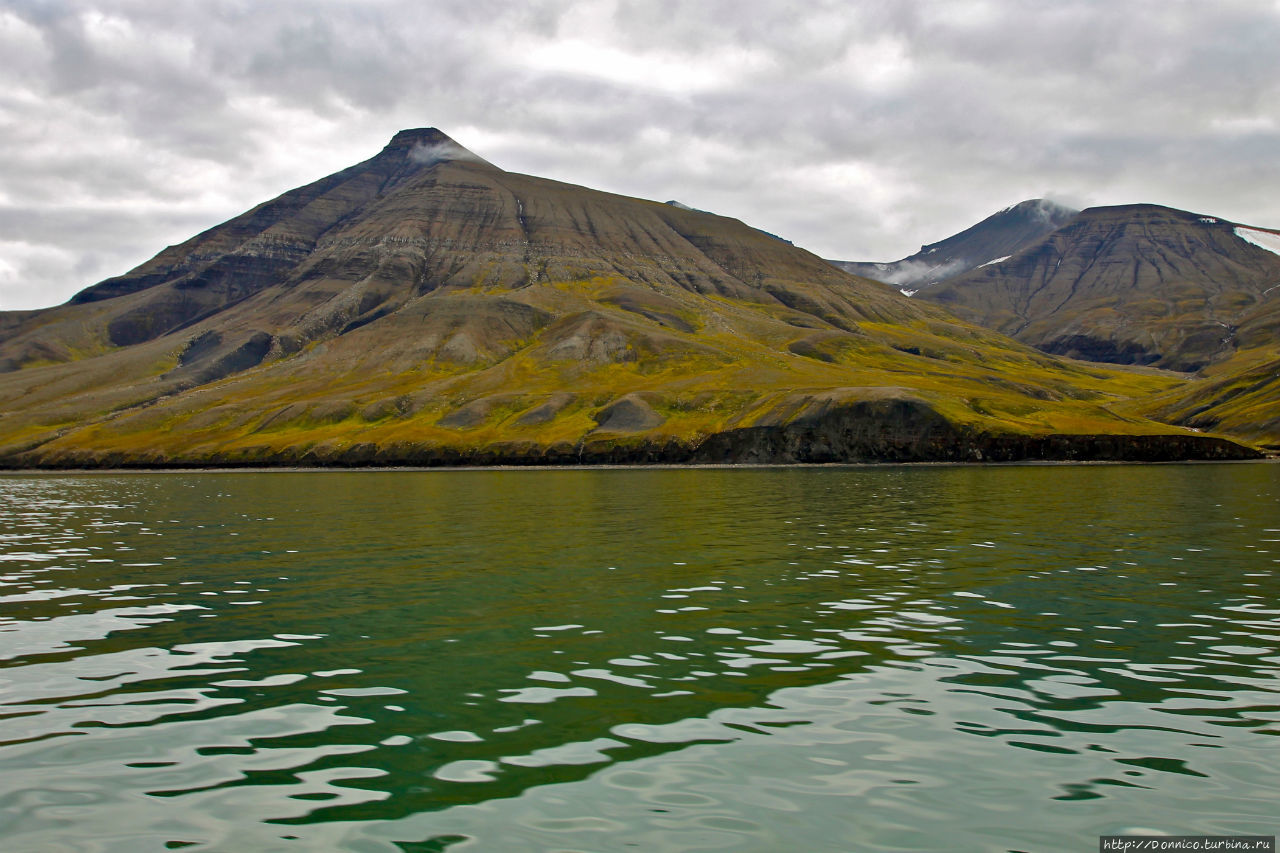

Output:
xmin=1 ymin=425 xmax=1264 ymax=473
xmin=1 ymin=456 xmax=1275 ymax=475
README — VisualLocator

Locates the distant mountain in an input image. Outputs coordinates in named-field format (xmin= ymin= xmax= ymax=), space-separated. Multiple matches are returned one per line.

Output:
xmin=864 ymin=201 xmax=1280 ymax=446
xmin=0 ymin=132 xmax=1256 ymax=466
xmin=920 ymin=204 xmax=1280 ymax=372
xmin=831 ymin=199 xmax=1079 ymax=292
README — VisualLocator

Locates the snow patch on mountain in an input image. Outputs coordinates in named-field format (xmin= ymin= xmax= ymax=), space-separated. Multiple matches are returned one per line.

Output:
xmin=1234 ymin=226 xmax=1280 ymax=257
xmin=978 ymin=255 xmax=1011 ymax=268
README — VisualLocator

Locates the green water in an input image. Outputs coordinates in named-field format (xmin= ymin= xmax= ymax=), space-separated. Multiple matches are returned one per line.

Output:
xmin=0 ymin=464 xmax=1277 ymax=851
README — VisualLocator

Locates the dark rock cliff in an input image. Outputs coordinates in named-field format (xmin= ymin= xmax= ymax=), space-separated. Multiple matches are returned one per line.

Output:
xmin=6 ymin=399 xmax=1258 ymax=469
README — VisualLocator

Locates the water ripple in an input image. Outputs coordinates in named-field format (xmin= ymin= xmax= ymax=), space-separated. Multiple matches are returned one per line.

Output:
xmin=0 ymin=465 xmax=1277 ymax=850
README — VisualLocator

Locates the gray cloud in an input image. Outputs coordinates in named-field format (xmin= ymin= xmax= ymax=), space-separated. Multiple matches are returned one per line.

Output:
xmin=2 ymin=0 xmax=1279 ymax=309
xmin=877 ymin=259 xmax=970 ymax=288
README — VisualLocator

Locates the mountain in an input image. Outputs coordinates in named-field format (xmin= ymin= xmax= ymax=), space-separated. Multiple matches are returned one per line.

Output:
xmin=857 ymin=201 xmax=1280 ymax=446
xmin=917 ymin=204 xmax=1280 ymax=372
xmin=0 ymin=131 xmax=1257 ymax=467
xmin=831 ymin=199 xmax=1079 ymax=292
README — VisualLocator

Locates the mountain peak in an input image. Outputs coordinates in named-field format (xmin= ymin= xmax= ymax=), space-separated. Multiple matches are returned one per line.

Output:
xmin=384 ymin=127 xmax=453 ymax=148
xmin=831 ymin=198 xmax=1079 ymax=289
xmin=379 ymin=128 xmax=496 ymax=169
xmin=1005 ymin=198 xmax=1078 ymax=222
xmin=1074 ymin=202 xmax=1217 ymax=225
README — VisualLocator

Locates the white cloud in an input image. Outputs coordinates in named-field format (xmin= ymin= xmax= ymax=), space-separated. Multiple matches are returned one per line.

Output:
xmin=0 ymin=239 xmax=108 ymax=310
xmin=519 ymin=39 xmax=773 ymax=95
xmin=2 ymin=0 xmax=1280 ymax=308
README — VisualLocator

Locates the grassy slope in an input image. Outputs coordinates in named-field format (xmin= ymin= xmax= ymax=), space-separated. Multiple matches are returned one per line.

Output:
xmin=1130 ymin=345 xmax=1280 ymax=447
xmin=0 ymin=271 xmax=1200 ymax=466
xmin=1119 ymin=280 xmax=1280 ymax=446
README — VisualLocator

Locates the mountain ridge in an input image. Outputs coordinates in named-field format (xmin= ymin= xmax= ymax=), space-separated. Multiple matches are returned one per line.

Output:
xmin=832 ymin=199 xmax=1079 ymax=292
xmin=0 ymin=131 xmax=1261 ymax=466
xmin=835 ymin=199 xmax=1280 ymax=445
xmin=919 ymin=203 xmax=1280 ymax=371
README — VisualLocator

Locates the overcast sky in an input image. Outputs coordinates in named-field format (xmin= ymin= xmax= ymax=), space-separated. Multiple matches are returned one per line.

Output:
xmin=2 ymin=0 xmax=1279 ymax=310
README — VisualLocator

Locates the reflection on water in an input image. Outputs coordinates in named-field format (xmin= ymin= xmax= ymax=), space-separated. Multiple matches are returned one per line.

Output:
xmin=0 ymin=464 xmax=1277 ymax=851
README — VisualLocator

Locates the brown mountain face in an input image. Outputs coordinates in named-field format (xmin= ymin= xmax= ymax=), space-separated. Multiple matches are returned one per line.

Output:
xmin=2 ymin=129 xmax=912 ymax=373
xmin=917 ymin=204 xmax=1280 ymax=372
xmin=0 ymin=131 xmax=1259 ymax=466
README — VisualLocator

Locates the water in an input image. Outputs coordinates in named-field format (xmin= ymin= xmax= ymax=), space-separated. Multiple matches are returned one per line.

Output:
xmin=0 ymin=464 xmax=1277 ymax=852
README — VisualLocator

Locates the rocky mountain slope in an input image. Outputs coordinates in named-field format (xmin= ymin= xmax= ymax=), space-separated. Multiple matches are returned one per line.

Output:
xmin=1129 ymin=288 xmax=1280 ymax=447
xmin=0 ymin=131 xmax=1257 ymax=467
xmin=919 ymin=204 xmax=1280 ymax=372
xmin=832 ymin=199 xmax=1079 ymax=292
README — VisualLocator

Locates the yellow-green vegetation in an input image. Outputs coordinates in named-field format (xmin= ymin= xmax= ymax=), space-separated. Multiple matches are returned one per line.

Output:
xmin=1129 ymin=345 xmax=1280 ymax=447
xmin=0 ymin=271 xmax=1224 ymax=467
